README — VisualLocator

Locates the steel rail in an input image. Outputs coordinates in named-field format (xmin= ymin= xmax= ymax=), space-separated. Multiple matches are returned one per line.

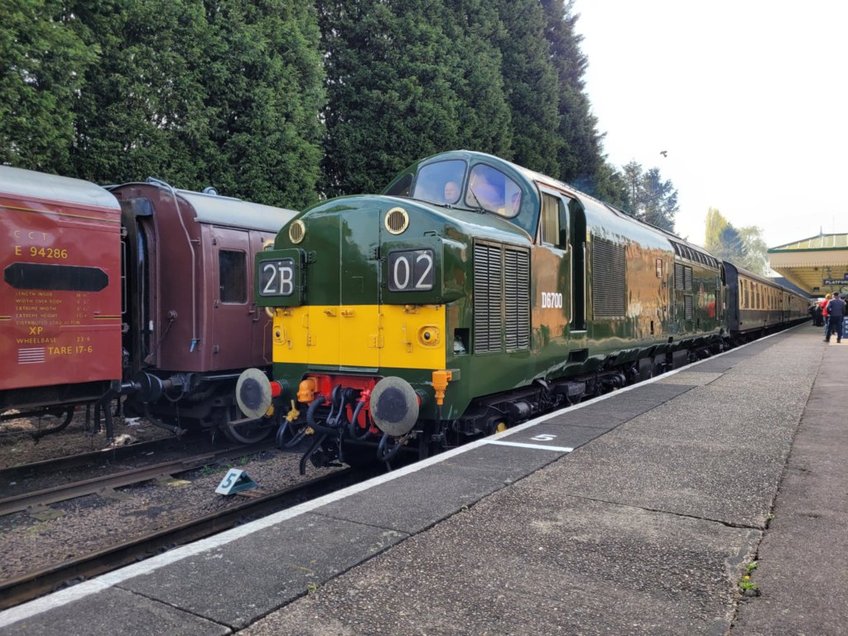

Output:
xmin=0 ymin=467 xmax=367 ymax=611
xmin=0 ymin=442 xmax=275 ymax=517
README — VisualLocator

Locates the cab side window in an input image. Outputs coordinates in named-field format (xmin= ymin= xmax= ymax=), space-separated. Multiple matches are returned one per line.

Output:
xmin=541 ymin=193 xmax=569 ymax=249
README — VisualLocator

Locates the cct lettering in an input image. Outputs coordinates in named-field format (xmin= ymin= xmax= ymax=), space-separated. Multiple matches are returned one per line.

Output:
xmin=541 ymin=292 xmax=563 ymax=309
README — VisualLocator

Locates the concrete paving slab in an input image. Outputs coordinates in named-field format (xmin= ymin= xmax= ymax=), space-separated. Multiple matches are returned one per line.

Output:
xmin=0 ymin=587 xmax=229 ymax=636
xmin=502 ymin=420 xmax=608 ymax=449
xmin=528 ymin=338 xmax=818 ymax=528
xmin=731 ymin=341 xmax=848 ymax=635
xmin=316 ymin=446 xmax=562 ymax=535
xmin=542 ymin=382 xmax=695 ymax=431
xmin=120 ymin=512 xmax=405 ymax=629
xmin=659 ymin=371 xmax=723 ymax=385
xmin=242 ymin=488 xmax=758 ymax=636
xmin=440 ymin=442 xmax=565 ymax=478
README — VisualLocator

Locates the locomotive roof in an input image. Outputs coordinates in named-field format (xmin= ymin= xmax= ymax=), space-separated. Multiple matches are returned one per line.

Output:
xmin=0 ymin=165 xmax=120 ymax=211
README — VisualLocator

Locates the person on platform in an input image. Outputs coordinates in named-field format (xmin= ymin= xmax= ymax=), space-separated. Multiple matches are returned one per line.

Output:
xmin=820 ymin=293 xmax=831 ymax=336
xmin=825 ymin=292 xmax=845 ymax=343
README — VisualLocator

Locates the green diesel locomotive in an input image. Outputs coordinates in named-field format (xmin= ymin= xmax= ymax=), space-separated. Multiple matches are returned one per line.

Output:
xmin=235 ymin=150 xmax=805 ymax=468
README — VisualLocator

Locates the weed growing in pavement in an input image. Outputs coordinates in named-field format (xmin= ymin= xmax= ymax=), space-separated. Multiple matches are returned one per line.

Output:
xmin=739 ymin=561 xmax=761 ymax=596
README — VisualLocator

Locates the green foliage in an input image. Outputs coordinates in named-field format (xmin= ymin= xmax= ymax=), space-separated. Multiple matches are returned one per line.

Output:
xmin=443 ymin=0 xmax=512 ymax=157
xmin=69 ymin=0 xmax=212 ymax=186
xmin=202 ymin=1 xmax=325 ymax=209
xmin=541 ymin=0 xmax=604 ymax=189
xmin=69 ymin=0 xmax=324 ymax=209
xmin=620 ymin=161 xmax=678 ymax=231
xmin=0 ymin=0 xmax=97 ymax=171
xmin=2 ymin=0 xmax=614 ymax=215
xmin=737 ymin=226 xmax=769 ymax=274
xmin=705 ymin=208 xmax=768 ymax=274
xmin=492 ymin=0 xmax=560 ymax=176
xmin=318 ymin=0 xmax=452 ymax=195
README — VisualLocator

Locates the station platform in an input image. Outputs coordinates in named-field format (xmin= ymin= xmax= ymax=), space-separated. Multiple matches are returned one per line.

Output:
xmin=1 ymin=323 xmax=845 ymax=635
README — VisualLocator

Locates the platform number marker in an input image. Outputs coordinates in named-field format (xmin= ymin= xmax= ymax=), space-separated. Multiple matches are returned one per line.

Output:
xmin=530 ymin=433 xmax=557 ymax=442
xmin=215 ymin=468 xmax=258 ymax=495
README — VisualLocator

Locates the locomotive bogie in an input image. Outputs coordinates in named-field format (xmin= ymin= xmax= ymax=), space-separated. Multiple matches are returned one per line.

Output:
xmin=1 ymin=167 xmax=123 ymax=414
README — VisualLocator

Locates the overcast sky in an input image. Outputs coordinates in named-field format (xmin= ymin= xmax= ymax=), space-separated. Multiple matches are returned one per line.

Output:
xmin=572 ymin=0 xmax=848 ymax=249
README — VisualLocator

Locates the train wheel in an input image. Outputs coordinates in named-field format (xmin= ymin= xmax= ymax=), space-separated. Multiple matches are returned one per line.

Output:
xmin=222 ymin=415 xmax=275 ymax=445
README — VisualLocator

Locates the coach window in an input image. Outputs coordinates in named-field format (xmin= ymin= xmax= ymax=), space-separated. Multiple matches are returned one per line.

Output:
xmin=219 ymin=250 xmax=247 ymax=303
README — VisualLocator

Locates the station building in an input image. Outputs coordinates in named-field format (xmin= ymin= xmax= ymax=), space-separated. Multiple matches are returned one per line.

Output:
xmin=768 ymin=233 xmax=848 ymax=298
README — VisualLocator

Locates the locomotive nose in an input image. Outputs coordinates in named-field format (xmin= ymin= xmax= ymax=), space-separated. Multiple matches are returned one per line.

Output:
xmin=369 ymin=376 xmax=420 ymax=436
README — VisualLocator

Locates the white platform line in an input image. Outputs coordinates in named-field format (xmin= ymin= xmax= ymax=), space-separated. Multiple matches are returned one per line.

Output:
xmin=486 ymin=440 xmax=574 ymax=453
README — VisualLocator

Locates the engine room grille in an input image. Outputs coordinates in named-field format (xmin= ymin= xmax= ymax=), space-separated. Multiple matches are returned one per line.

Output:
xmin=591 ymin=237 xmax=626 ymax=318
xmin=684 ymin=295 xmax=694 ymax=320
xmin=473 ymin=243 xmax=530 ymax=353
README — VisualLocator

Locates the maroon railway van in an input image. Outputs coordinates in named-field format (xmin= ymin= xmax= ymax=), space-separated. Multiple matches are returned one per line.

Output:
xmin=0 ymin=167 xmax=123 ymax=413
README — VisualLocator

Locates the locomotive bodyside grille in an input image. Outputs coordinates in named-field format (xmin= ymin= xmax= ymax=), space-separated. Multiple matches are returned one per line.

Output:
xmin=592 ymin=237 xmax=626 ymax=318
xmin=504 ymin=246 xmax=530 ymax=350
xmin=473 ymin=242 xmax=530 ymax=353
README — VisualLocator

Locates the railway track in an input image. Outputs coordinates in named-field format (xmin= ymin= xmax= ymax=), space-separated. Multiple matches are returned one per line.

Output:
xmin=0 ymin=442 xmax=275 ymax=516
xmin=0 ymin=434 xmax=224 ymax=489
xmin=0 ymin=466 xmax=372 ymax=610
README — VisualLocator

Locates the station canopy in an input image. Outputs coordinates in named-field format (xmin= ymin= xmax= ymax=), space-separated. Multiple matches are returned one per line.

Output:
xmin=768 ymin=233 xmax=848 ymax=297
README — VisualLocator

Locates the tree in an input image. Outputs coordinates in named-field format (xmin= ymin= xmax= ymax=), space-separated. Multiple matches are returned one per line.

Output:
xmin=69 ymin=0 xmax=217 ymax=186
xmin=443 ymin=0 xmax=512 ymax=157
xmin=492 ymin=0 xmax=560 ymax=176
xmin=0 ymin=0 xmax=97 ymax=172
xmin=620 ymin=161 xmax=678 ymax=231
xmin=69 ymin=0 xmax=324 ymax=209
xmin=318 ymin=0 xmax=468 ymax=196
xmin=737 ymin=226 xmax=769 ymax=274
xmin=706 ymin=208 xmax=767 ymax=274
xmin=202 ymin=0 xmax=325 ymax=209
xmin=541 ymin=0 xmax=605 ymax=189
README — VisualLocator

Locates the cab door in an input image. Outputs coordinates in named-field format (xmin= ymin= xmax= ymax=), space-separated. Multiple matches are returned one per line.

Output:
xmin=532 ymin=191 xmax=572 ymax=352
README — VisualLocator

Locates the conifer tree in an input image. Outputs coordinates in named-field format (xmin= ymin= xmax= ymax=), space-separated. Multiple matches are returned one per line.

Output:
xmin=491 ymin=0 xmax=561 ymax=176
xmin=442 ymin=0 xmax=512 ymax=157
xmin=1 ymin=0 xmax=96 ymax=171
xmin=621 ymin=161 xmax=677 ymax=231
xmin=540 ymin=0 xmax=604 ymax=189
xmin=317 ymin=0 xmax=466 ymax=195
xmin=202 ymin=1 xmax=325 ymax=209
xmin=69 ymin=0 xmax=214 ymax=186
